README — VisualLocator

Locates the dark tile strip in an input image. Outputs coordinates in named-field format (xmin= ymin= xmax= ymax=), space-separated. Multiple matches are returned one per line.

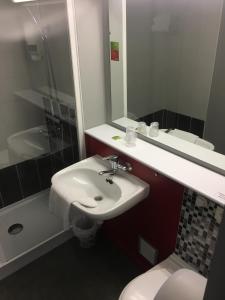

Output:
xmin=0 ymin=150 xmax=76 ymax=209
xmin=17 ymin=160 xmax=41 ymax=198
xmin=190 ymin=118 xmax=204 ymax=137
xmin=51 ymin=151 xmax=65 ymax=176
xmin=35 ymin=155 xmax=53 ymax=190
xmin=0 ymin=166 xmax=23 ymax=207
xmin=162 ymin=109 xmax=167 ymax=128
xmin=0 ymin=191 xmax=4 ymax=208
xmin=153 ymin=110 xmax=164 ymax=128
xmin=138 ymin=110 xmax=205 ymax=135
xmin=72 ymin=144 xmax=80 ymax=164
xmin=63 ymin=146 xmax=74 ymax=168
xmin=34 ymin=159 xmax=43 ymax=191
xmin=176 ymin=114 xmax=191 ymax=132
xmin=15 ymin=165 xmax=24 ymax=199
xmin=166 ymin=110 xmax=177 ymax=129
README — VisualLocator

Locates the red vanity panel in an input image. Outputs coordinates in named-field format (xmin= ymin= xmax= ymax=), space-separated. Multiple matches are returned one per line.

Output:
xmin=85 ymin=135 xmax=184 ymax=271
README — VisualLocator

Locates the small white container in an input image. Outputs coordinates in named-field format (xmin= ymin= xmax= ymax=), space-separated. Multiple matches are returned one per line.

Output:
xmin=149 ymin=122 xmax=159 ymax=137
xmin=137 ymin=122 xmax=148 ymax=135
xmin=125 ymin=126 xmax=137 ymax=146
xmin=72 ymin=216 xmax=102 ymax=248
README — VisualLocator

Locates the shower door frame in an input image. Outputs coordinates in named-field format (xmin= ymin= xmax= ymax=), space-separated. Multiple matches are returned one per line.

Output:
xmin=67 ymin=0 xmax=86 ymax=159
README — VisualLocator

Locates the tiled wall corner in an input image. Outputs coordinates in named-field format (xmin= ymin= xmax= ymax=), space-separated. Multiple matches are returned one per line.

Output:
xmin=175 ymin=188 xmax=224 ymax=277
xmin=138 ymin=109 xmax=204 ymax=137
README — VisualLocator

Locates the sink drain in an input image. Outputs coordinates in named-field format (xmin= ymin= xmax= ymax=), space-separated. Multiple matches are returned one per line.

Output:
xmin=94 ymin=196 xmax=103 ymax=201
xmin=8 ymin=223 xmax=23 ymax=235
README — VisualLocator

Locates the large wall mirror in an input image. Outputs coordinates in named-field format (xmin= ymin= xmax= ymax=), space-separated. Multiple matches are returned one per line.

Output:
xmin=108 ymin=0 xmax=225 ymax=175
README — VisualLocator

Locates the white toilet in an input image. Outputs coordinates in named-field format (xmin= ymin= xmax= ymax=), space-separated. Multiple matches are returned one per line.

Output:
xmin=119 ymin=254 xmax=207 ymax=300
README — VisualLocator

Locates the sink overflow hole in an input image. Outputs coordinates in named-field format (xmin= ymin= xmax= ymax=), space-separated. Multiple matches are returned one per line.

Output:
xmin=8 ymin=223 xmax=23 ymax=235
xmin=94 ymin=196 xmax=103 ymax=201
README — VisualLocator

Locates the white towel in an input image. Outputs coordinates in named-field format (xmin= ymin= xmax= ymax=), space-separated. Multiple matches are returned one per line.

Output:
xmin=169 ymin=129 xmax=198 ymax=143
xmin=49 ymin=186 xmax=72 ymax=229
xmin=49 ymin=185 xmax=98 ymax=229
xmin=195 ymin=138 xmax=215 ymax=151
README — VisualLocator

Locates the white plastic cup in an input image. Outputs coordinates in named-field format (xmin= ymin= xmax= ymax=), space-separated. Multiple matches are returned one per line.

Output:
xmin=125 ymin=126 xmax=137 ymax=146
xmin=149 ymin=122 xmax=159 ymax=137
xmin=137 ymin=122 xmax=147 ymax=135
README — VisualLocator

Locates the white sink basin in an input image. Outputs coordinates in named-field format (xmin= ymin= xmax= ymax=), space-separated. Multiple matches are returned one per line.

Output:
xmin=51 ymin=155 xmax=149 ymax=220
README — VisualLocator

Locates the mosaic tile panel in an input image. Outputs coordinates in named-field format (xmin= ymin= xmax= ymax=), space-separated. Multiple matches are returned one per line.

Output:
xmin=175 ymin=188 xmax=224 ymax=277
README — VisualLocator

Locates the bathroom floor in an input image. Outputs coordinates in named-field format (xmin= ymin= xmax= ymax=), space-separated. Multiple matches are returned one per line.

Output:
xmin=0 ymin=235 xmax=140 ymax=300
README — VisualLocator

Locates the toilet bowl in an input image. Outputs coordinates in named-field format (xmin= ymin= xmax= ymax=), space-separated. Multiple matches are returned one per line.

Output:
xmin=119 ymin=254 xmax=207 ymax=300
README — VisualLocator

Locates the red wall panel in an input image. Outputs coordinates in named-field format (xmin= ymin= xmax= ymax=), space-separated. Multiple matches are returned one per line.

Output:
xmin=86 ymin=135 xmax=184 ymax=271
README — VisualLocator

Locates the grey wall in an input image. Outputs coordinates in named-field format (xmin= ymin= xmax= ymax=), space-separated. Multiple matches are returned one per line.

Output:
xmin=204 ymin=2 xmax=225 ymax=155
xmin=75 ymin=0 xmax=107 ymax=129
xmin=25 ymin=2 xmax=75 ymax=97
xmin=126 ymin=0 xmax=223 ymax=121
xmin=127 ymin=0 xmax=159 ymax=119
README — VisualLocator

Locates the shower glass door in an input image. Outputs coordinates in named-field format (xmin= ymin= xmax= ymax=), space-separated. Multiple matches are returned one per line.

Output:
xmin=0 ymin=0 xmax=79 ymax=207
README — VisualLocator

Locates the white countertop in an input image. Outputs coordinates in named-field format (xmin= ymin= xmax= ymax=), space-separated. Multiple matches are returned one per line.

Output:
xmin=85 ymin=124 xmax=225 ymax=207
xmin=114 ymin=117 xmax=225 ymax=172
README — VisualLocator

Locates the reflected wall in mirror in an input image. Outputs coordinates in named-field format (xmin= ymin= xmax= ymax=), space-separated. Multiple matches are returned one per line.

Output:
xmin=0 ymin=0 xmax=79 ymax=170
xmin=109 ymin=0 xmax=225 ymax=174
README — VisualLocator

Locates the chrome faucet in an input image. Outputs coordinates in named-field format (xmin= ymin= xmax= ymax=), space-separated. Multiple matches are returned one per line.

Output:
xmin=99 ymin=155 xmax=132 ymax=183
xmin=99 ymin=155 xmax=119 ymax=175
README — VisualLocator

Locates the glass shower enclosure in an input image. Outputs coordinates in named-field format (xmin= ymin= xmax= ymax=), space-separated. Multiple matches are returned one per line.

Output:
xmin=0 ymin=0 xmax=79 ymax=271
xmin=0 ymin=0 xmax=79 ymax=204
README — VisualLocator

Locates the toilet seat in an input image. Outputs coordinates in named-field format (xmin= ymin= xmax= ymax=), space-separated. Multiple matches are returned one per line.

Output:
xmin=119 ymin=269 xmax=170 ymax=300
xmin=119 ymin=254 xmax=198 ymax=300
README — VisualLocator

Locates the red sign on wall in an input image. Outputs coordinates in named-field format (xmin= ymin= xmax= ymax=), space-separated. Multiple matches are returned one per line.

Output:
xmin=111 ymin=41 xmax=119 ymax=61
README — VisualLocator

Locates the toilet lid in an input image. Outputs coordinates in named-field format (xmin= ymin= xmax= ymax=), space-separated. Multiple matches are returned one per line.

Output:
xmin=119 ymin=269 xmax=170 ymax=300
xmin=154 ymin=269 xmax=207 ymax=300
